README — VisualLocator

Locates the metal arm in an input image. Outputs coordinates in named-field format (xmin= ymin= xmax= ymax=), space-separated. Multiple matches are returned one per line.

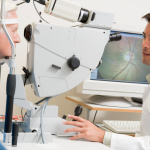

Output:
xmin=0 ymin=0 xmax=16 ymax=143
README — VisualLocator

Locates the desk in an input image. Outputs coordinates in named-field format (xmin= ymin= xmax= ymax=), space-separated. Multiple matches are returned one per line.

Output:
xmin=66 ymin=96 xmax=142 ymax=120
xmin=0 ymin=133 xmax=112 ymax=150
xmin=66 ymin=96 xmax=142 ymax=137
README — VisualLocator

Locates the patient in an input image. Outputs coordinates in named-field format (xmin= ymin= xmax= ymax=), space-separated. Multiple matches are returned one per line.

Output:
xmin=0 ymin=0 xmax=20 ymax=78
xmin=0 ymin=1 xmax=20 ymax=59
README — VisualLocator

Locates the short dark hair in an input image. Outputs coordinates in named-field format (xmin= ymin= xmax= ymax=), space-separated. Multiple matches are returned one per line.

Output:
xmin=142 ymin=13 xmax=150 ymax=22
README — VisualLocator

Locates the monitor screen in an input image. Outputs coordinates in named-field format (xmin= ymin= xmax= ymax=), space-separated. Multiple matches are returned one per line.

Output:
xmin=91 ymin=31 xmax=150 ymax=84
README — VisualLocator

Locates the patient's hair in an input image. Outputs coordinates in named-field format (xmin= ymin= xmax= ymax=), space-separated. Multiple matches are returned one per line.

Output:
xmin=142 ymin=13 xmax=150 ymax=22
xmin=0 ymin=0 xmax=17 ymax=32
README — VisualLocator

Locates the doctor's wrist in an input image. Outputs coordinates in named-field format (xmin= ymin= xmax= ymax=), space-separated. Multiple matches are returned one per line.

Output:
xmin=99 ymin=129 xmax=105 ymax=143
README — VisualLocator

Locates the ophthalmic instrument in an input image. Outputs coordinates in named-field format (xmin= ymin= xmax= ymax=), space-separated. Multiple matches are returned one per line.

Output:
xmin=0 ymin=0 xmax=121 ymax=148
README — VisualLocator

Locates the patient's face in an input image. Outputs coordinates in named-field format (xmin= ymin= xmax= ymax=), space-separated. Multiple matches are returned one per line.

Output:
xmin=0 ymin=10 xmax=20 ymax=59
xmin=142 ymin=23 xmax=150 ymax=65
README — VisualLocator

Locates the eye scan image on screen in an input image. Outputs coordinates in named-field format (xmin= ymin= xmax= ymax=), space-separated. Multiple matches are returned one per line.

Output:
xmin=83 ymin=31 xmax=150 ymax=108
xmin=91 ymin=31 xmax=150 ymax=84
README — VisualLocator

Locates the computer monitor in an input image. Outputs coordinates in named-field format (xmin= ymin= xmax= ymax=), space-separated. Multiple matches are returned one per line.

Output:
xmin=77 ymin=26 xmax=150 ymax=107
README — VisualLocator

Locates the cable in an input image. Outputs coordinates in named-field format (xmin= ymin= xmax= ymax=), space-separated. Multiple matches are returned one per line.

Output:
xmin=16 ymin=2 xmax=25 ymax=6
xmin=93 ymin=111 xmax=97 ymax=123
xmin=40 ymin=98 xmax=49 ymax=143
xmin=37 ymin=98 xmax=48 ymax=143
xmin=25 ymin=113 xmax=30 ymax=118
xmin=21 ymin=97 xmax=47 ymax=129
xmin=35 ymin=97 xmax=51 ymax=143
xmin=33 ymin=0 xmax=49 ymax=24
xmin=41 ymin=98 xmax=50 ymax=143
xmin=35 ymin=97 xmax=48 ymax=105
xmin=36 ymin=97 xmax=52 ymax=144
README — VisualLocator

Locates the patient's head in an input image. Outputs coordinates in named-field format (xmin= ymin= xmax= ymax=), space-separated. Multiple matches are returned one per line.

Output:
xmin=142 ymin=13 xmax=150 ymax=65
xmin=0 ymin=1 xmax=20 ymax=59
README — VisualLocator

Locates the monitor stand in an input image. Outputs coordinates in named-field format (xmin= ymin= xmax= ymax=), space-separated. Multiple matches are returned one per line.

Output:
xmin=86 ymin=95 xmax=132 ymax=108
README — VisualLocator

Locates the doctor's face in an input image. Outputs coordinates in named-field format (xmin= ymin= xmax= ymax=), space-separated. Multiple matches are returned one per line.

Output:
xmin=142 ymin=23 xmax=150 ymax=65
xmin=0 ymin=10 xmax=20 ymax=59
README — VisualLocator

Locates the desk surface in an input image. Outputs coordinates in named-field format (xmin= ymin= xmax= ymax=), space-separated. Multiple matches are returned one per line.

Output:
xmin=66 ymin=96 xmax=142 ymax=113
xmin=0 ymin=134 xmax=112 ymax=150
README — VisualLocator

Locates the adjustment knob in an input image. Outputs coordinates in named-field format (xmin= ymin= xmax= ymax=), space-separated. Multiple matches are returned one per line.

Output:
xmin=67 ymin=55 xmax=80 ymax=71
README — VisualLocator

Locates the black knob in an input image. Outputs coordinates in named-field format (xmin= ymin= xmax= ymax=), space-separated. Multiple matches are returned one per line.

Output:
xmin=73 ymin=106 xmax=83 ymax=121
xmin=67 ymin=55 xmax=80 ymax=71
xmin=62 ymin=115 xmax=67 ymax=119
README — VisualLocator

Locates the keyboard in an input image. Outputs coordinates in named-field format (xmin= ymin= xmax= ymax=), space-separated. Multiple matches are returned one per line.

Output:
xmin=102 ymin=120 xmax=140 ymax=134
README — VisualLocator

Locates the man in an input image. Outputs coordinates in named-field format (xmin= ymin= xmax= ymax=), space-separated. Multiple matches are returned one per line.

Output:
xmin=63 ymin=13 xmax=150 ymax=150
xmin=0 ymin=0 xmax=20 ymax=78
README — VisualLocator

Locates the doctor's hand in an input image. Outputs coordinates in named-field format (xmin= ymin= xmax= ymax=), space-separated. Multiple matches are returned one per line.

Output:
xmin=63 ymin=114 xmax=105 ymax=143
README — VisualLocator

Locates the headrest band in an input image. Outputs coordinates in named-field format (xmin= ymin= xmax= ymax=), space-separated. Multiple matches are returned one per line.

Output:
xmin=0 ymin=19 xmax=18 ymax=24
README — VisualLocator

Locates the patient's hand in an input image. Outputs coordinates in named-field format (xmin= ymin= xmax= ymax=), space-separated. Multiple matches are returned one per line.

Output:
xmin=63 ymin=114 xmax=105 ymax=143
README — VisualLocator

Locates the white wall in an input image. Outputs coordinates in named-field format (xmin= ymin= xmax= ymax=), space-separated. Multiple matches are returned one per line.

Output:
xmin=0 ymin=0 xmax=150 ymax=122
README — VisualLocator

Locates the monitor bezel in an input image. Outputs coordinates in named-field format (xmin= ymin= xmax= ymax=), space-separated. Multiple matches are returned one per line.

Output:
xmin=77 ymin=24 xmax=149 ymax=98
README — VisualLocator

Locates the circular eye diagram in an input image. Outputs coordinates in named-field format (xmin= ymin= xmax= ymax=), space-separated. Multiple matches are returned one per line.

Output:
xmin=98 ymin=33 xmax=150 ymax=83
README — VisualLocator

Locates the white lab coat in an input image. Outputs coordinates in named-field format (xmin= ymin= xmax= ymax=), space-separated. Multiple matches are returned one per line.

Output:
xmin=110 ymin=85 xmax=150 ymax=150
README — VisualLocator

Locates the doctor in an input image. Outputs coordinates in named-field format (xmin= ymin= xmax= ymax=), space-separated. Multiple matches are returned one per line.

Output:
xmin=63 ymin=13 xmax=150 ymax=150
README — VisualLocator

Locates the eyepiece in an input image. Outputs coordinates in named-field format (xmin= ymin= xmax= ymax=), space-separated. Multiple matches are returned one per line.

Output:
xmin=109 ymin=32 xmax=122 ymax=42
xmin=24 ymin=24 xmax=32 ymax=42
xmin=78 ymin=8 xmax=89 ymax=23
